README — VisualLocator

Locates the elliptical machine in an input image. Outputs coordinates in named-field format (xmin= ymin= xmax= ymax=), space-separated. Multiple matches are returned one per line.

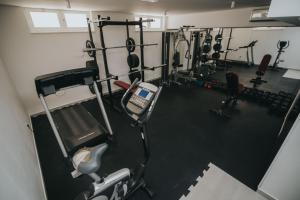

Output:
xmin=271 ymin=40 xmax=289 ymax=70
xmin=74 ymin=79 xmax=163 ymax=200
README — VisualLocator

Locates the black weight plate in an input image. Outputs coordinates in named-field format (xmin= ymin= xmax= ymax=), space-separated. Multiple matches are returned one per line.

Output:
xmin=205 ymin=34 xmax=212 ymax=43
xmin=212 ymin=52 xmax=220 ymax=60
xmin=202 ymin=45 xmax=211 ymax=53
xmin=200 ymin=54 xmax=208 ymax=63
xmin=213 ymin=43 xmax=222 ymax=51
xmin=129 ymin=69 xmax=141 ymax=83
xmin=86 ymin=40 xmax=96 ymax=58
xmin=126 ymin=37 xmax=136 ymax=53
xmin=215 ymin=34 xmax=222 ymax=41
xmin=127 ymin=54 xmax=140 ymax=68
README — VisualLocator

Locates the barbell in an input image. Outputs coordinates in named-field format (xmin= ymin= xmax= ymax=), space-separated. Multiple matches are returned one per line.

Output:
xmin=95 ymin=64 xmax=167 ymax=83
xmin=84 ymin=42 xmax=158 ymax=54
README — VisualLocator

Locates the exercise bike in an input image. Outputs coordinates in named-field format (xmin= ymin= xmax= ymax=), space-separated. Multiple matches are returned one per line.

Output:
xmin=271 ymin=40 xmax=289 ymax=71
xmin=74 ymin=79 xmax=163 ymax=200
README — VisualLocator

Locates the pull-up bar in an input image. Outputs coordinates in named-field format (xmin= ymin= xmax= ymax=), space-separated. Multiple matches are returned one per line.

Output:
xmin=88 ymin=17 xmax=154 ymax=26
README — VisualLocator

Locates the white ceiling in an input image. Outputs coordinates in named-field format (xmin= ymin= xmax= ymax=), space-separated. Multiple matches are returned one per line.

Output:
xmin=0 ymin=0 xmax=271 ymax=14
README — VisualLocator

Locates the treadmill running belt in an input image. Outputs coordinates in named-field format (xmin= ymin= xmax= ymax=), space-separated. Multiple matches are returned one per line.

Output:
xmin=53 ymin=104 xmax=108 ymax=155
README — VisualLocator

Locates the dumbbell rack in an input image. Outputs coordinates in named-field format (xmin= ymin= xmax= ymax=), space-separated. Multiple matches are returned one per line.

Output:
xmin=242 ymin=87 xmax=299 ymax=117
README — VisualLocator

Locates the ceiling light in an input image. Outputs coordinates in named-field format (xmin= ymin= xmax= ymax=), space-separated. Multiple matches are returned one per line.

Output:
xmin=141 ymin=0 xmax=159 ymax=3
xmin=66 ymin=0 xmax=71 ymax=8
xmin=231 ymin=1 xmax=235 ymax=9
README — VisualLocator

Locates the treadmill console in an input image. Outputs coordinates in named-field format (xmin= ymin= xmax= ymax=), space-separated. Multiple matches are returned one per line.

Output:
xmin=126 ymin=82 xmax=158 ymax=115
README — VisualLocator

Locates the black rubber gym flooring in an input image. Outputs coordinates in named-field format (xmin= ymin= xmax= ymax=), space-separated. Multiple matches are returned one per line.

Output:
xmin=32 ymin=66 xmax=299 ymax=200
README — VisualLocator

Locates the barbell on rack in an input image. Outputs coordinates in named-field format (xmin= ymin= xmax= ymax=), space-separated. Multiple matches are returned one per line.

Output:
xmin=96 ymin=64 xmax=167 ymax=83
xmin=88 ymin=64 xmax=166 ymax=94
xmin=83 ymin=42 xmax=158 ymax=53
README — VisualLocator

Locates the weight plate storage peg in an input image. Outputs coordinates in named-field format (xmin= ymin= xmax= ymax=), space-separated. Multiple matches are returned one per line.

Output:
xmin=86 ymin=40 xmax=96 ymax=57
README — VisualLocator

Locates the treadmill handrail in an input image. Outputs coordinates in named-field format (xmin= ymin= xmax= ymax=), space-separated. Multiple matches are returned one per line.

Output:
xmin=38 ymin=80 xmax=113 ymax=159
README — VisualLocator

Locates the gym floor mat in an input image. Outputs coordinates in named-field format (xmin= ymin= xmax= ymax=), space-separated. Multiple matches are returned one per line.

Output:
xmin=32 ymin=67 xmax=298 ymax=200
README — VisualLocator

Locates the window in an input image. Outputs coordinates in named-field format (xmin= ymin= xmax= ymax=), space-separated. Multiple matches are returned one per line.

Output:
xmin=150 ymin=18 xmax=161 ymax=29
xmin=25 ymin=8 xmax=90 ymax=33
xmin=30 ymin=12 xmax=60 ymax=28
xmin=64 ymin=13 xmax=88 ymax=28
xmin=135 ymin=15 xmax=164 ymax=31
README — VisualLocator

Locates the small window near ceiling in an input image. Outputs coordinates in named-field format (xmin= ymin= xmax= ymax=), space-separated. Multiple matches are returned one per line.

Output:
xmin=30 ymin=12 xmax=60 ymax=28
xmin=64 ymin=13 xmax=88 ymax=28
xmin=150 ymin=18 xmax=161 ymax=29
xmin=25 ymin=8 xmax=90 ymax=33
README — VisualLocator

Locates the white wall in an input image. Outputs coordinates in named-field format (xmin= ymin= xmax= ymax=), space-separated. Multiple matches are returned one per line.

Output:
xmin=221 ymin=27 xmax=300 ymax=70
xmin=268 ymin=0 xmax=300 ymax=17
xmin=167 ymin=7 xmax=300 ymax=70
xmin=0 ymin=5 xmax=162 ymax=115
xmin=0 ymin=58 xmax=46 ymax=200
xmin=167 ymin=7 xmax=289 ymax=29
xmin=258 ymin=114 xmax=300 ymax=200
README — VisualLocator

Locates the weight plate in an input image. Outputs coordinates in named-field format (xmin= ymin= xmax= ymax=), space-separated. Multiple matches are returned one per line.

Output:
xmin=202 ymin=45 xmax=211 ymax=53
xmin=200 ymin=54 xmax=208 ymax=63
xmin=126 ymin=37 xmax=136 ymax=53
xmin=212 ymin=52 xmax=220 ymax=60
xmin=127 ymin=54 xmax=140 ymax=68
xmin=213 ymin=43 xmax=222 ymax=51
xmin=215 ymin=34 xmax=222 ymax=41
xmin=205 ymin=34 xmax=212 ymax=43
xmin=129 ymin=69 xmax=141 ymax=83
xmin=86 ymin=40 xmax=96 ymax=58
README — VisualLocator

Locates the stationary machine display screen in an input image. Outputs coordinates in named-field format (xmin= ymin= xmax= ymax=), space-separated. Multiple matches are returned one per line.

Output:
xmin=139 ymin=89 xmax=149 ymax=98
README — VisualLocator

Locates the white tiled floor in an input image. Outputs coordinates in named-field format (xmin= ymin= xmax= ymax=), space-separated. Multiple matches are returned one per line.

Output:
xmin=179 ymin=163 xmax=268 ymax=200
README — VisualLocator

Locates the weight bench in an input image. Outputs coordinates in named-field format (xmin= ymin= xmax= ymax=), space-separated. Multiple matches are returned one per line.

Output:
xmin=114 ymin=80 xmax=131 ymax=90
xmin=250 ymin=54 xmax=272 ymax=88
xmin=210 ymin=72 xmax=244 ymax=118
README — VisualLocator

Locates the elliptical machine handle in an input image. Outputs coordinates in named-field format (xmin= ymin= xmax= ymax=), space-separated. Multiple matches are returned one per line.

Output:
xmin=141 ymin=86 xmax=163 ymax=124
xmin=121 ymin=78 xmax=140 ymax=119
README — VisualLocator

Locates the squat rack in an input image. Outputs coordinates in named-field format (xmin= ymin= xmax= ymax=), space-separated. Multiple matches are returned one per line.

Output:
xmin=86 ymin=15 xmax=155 ymax=110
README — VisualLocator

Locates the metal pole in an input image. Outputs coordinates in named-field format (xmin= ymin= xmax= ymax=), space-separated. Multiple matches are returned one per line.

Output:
xmin=224 ymin=28 xmax=233 ymax=70
xmin=246 ymin=48 xmax=250 ymax=66
xmin=278 ymin=89 xmax=300 ymax=137
xmin=87 ymin=17 xmax=97 ymax=64
xmin=251 ymin=45 xmax=254 ymax=66
xmin=139 ymin=18 xmax=145 ymax=81
xmin=93 ymin=82 xmax=113 ymax=136
xmin=98 ymin=15 xmax=114 ymax=108
xmin=39 ymin=95 xmax=68 ymax=158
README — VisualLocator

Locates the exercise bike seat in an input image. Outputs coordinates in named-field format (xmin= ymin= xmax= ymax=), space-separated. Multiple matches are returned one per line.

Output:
xmin=72 ymin=143 xmax=108 ymax=175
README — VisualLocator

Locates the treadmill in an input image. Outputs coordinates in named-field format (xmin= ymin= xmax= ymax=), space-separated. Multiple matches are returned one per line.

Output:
xmin=35 ymin=67 xmax=113 ymax=158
